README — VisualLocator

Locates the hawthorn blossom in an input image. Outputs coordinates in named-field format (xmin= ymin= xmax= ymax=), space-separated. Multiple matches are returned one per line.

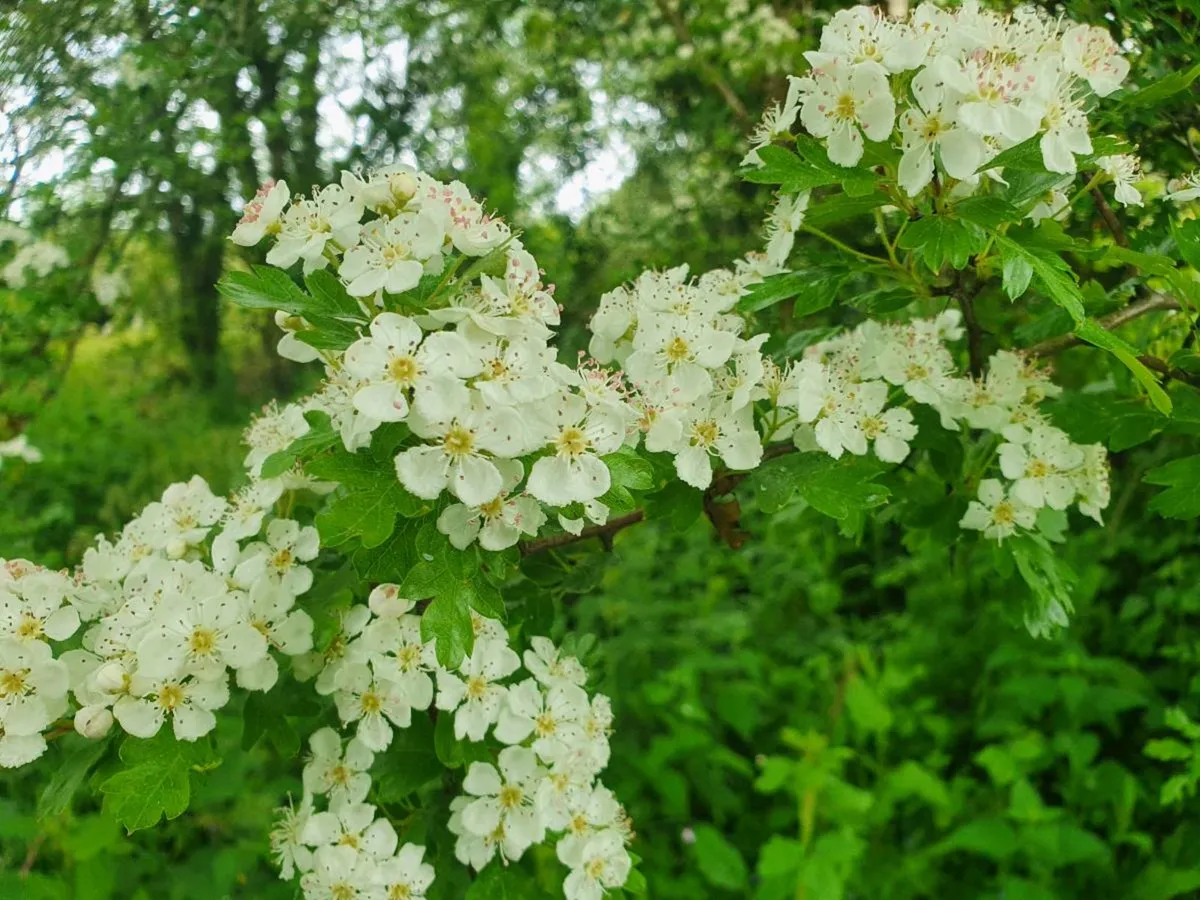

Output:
xmin=232 ymin=180 xmax=289 ymax=247
xmin=797 ymin=61 xmax=895 ymax=166
xmin=340 ymin=210 xmax=444 ymax=297
xmin=959 ymin=479 xmax=1037 ymax=541
xmin=459 ymin=747 xmax=548 ymax=861
xmin=436 ymin=638 xmax=521 ymax=741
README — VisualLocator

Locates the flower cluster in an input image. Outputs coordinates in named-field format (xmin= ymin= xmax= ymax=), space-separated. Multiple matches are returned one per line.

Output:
xmin=588 ymin=257 xmax=780 ymax=490
xmin=0 ymin=469 xmax=318 ymax=766
xmin=748 ymin=2 xmax=1140 ymax=206
xmin=275 ymin=584 xmax=633 ymax=900
xmin=763 ymin=311 xmax=1109 ymax=540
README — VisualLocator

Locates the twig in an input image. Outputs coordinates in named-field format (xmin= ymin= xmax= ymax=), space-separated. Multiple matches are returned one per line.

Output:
xmin=1136 ymin=354 xmax=1200 ymax=390
xmin=957 ymin=292 xmax=985 ymax=377
xmin=518 ymin=443 xmax=797 ymax=556
xmin=1026 ymin=293 xmax=1182 ymax=357
xmin=1090 ymin=186 xmax=1129 ymax=248
xmin=19 ymin=833 xmax=44 ymax=877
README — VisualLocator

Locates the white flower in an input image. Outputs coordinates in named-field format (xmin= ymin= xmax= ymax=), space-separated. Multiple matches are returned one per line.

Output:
xmin=624 ymin=313 xmax=737 ymax=403
xmin=343 ymin=313 xmax=479 ymax=423
xmin=437 ymin=459 xmax=547 ymax=551
xmin=0 ymin=434 xmax=42 ymax=467
xmin=234 ymin=518 xmax=320 ymax=596
xmin=804 ymin=6 xmax=925 ymax=75
xmin=1096 ymin=154 xmax=1144 ymax=207
xmin=560 ymin=829 xmax=632 ymax=900
xmin=798 ymin=61 xmax=895 ymax=167
xmin=299 ymin=844 xmax=385 ymax=900
xmin=1061 ymin=24 xmax=1130 ymax=97
xmin=271 ymin=793 xmax=315 ymax=880
xmin=0 ymin=638 xmax=69 ymax=738
xmin=113 ymin=674 xmax=229 ymax=741
xmin=650 ymin=398 xmax=762 ymax=490
xmin=0 ymin=566 xmax=79 ymax=643
xmin=396 ymin=405 xmax=527 ymax=507
xmin=232 ymin=179 xmax=289 ymax=247
xmin=376 ymin=843 xmax=435 ymax=900
xmin=764 ymin=193 xmax=809 ymax=266
xmin=355 ymin=614 xmax=436 ymax=713
xmin=136 ymin=585 xmax=267 ymax=681
xmin=0 ymin=720 xmax=47 ymax=768
xmin=340 ymin=210 xmax=444 ymax=297
xmin=743 ymin=76 xmax=803 ymax=166
xmin=526 ymin=395 xmax=624 ymax=506
xmin=333 ymin=664 xmax=415 ymax=751
xmin=237 ymin=580 xmax=314 ymax=692
xmin=523 ymin=637 xmax=587 ymax=689
xmin=302 ymin=800 xmax=397 ymax=859
xmin=1167 ymin=170 xmax=1200 ymax=203
xmin=303 ymin=727 xmax=375 ymax=806
xmin=495 ymin=678 xmax=590 ymax=761
xmin=459 ymin=746 xmax=548 ymax=861
xmin=898 ymin=68 xmax=987 ymax=195
xmin=998 ymin=425 xmax=1085 ymax=509
xmin=959 ymin=479 xmax=1037 ymax=541
xmin=435 ymin=638 xmax=520 ymax=741
xmin=268 ymin=184 xmax=363 ymax=275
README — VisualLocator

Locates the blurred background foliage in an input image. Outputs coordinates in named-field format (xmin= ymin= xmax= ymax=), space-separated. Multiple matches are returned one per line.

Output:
xmin=3 ymin=0 xmax=1200 ymax=897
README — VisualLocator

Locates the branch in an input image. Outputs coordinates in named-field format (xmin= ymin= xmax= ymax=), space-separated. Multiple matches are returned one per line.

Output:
xmin=956 ymin=291 xmax=985 ymax=377
xmin=1026 ymin=293 xmax=1182 ymax=357
xmin=1136 ymin=354 xmax=1200 ymax=390
xmin=518 ymin=443 xmax=797 ymax=556
xmin=1090 ymin=186 xmax=1128 ymax=248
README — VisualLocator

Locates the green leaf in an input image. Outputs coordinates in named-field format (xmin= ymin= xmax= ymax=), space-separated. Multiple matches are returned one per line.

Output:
xmin=38 ymin=735 xmax=112 ymax=820
xmin=99 ymin=732 xmax=213 ymax=833
xmin=260 ymin=409 xmax=339 ymax=479
xmin=1146 ymin=456 xmax=1200 ymax=519
xmin=738 ymin=267 xmax=848 ymax=316
xmin=1145 ymin=739 xmax=1193 ymax=762
xmin=897 ymin=215 xmax=986 ymax=272
xmin=1172 ymin=218 xmax=1200 ymax=272
xmin=602 ymin=447 xmax=656 ymax=492
xmin=844 ymin=677 xmax=893 ymax=734
xmin=216 ymin=265 xmax=310 ymax=314
xmin=374 ymin=714 xmax=442 ymax=800
xmin=938 ymin=817 xmax=1019 ymax=859
xmin=304 ymin=269 xmax=367 ymax=320
xmin=692 ymin=824 xmax=749 ymax=891
xmin=464 ymin=865 xmax=547 ymax=899
xmin=747 ymin=453 xmax=890 ymax=521
xmin=1075 ymin=319 xmax=1172 ymax=415
xmin=804 ymin=192 xmax=888 ymax=229
xmin=1117 ymin=61 xmax=1200 ymax=110
xmin=316 ymin=474 xmax=427 ymax=549
xmin=420 ymin=594 xmax=475 ymax=669
xmin=978 ymin=136 xmax=1048 ymax=173
xmin=742 ymin=142 xmax=874 ymax=194
xmin=993 ymin=234 xmax=1085 ymax=323
xmin=955 ymin=196 xmax=1021 ymax=229
xmin=1002 ymin=253 xmax=1035 ymax=300
xmin=241 ymin=690 xmax=300 ymax=757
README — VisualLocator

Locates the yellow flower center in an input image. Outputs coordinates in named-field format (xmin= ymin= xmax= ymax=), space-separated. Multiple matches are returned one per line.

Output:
xmin=993 ymin=501 xmax=1017 ymax=526
xmin=389 ymin=886 xmax=412 ymax=900
xmin=690 ymin=420 xmax=720 ymax=448
xmin=158 ymin=683 xmax=185 ymax=711
xmin=555 ymin=426 xmax=590 ymax=459
xmin=0 ymin=669 xmax=28 ymax=697
xmin=442 ymin=425 xmax=475 ymax=458
xmin=664 ymin=335 xmax=691 ymax=363
xmin=834 ymin=93 xmax=858 ymax=121
xmin=498 ymin=785 xmax=524 ymax=809
xmin=534 ymin=711 xmax=557 ymax=737
xmin=1026 ymin=459 xmax=1051 ymax=479
xmin=479 ymin=497 xmax=505 ymax=520
xmin=189 ymin=628 xmax=216 ymax=655
xmin=466 ymin=675 xmax=488 ymax=700
xmin=332 ymin=883 xmax=356 ymax=900
xmin=361 ymin=691 xmax=383 ymax=714
xmin=271 ymin=548 xmax=294 ymax=570
xmin=16 ymin=614 xmax=43 ymax=640
xmin=388 ymin=355 xmax=420 ymax=386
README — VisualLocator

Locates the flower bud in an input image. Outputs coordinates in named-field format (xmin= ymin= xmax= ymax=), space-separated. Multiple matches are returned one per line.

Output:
xmin=75 ymin=705 xmax=114 ymax=740
xmin=94 ymin=660 xmax=127 ymax=693
xmin=165 ymin=537 xmax=189 ymax=559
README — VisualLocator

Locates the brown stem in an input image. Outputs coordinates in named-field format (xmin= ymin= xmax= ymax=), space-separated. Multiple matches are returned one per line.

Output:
xmin=1090 ymin=186 xmax=1129 ymax=248
xmin=1136 ymin=354 xmax=1200 ymax=390
xmin=1026 ymin=293 xmax=1182 ymax=357
xmin=518 ymin=443 xmax=798 ymax=556
xmin=957 ymin=292 xmax=985 ymax=377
